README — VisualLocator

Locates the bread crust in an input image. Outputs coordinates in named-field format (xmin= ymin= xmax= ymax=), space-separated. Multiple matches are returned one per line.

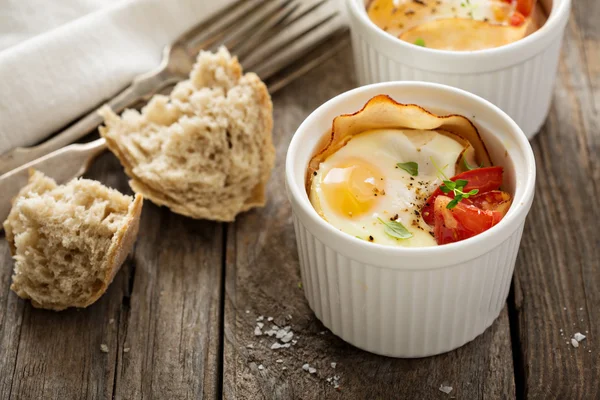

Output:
xmin=4 ymin=171 xmax=143 ymax=311
xmin=99 ymin=48 xmax=275 ymax=222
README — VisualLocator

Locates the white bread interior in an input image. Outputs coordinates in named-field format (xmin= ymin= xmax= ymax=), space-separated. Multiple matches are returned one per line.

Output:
xmin=99 ymin=47 xmax=275 ymax=221
xmin=3 ymin=170 xmax=143 ymax=311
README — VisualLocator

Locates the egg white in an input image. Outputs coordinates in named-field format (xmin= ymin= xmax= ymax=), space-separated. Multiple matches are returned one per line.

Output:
xmin=310 ymin=129 xmax=465 ymax=247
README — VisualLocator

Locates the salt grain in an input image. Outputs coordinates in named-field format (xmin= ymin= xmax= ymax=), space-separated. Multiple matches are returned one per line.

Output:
xmin=100 ymin=344 xmax=109 ymax=353
xmin=257 ymin=322 xmax=264 ymax=329
xmin=331 ymin=362 xmax=337 ymax=369
xmin=246 ymin=344 xmax=254 ymax=349
xmin=123 ymin=347 xmax=130 ymax=353
xmin=257 ymin=316 xmax=264 ymax=321
xmin=276 ymin=359 xmax=283 ymax=363
xmin=571 ymin=338 xmax=580 ymax=348
xmin=302 ymin=363 xmax=310 ymax=372
xmin=309 ymin=367 xmax=317 ymax=374
xmin=574 ymin=332 xmax=586 ymax=342
xmin=281 ymin=332 xmax=294 ymax=343
xmin=258 ymin=364 xmax=264 ymax=370
xmin=246 ymin=310 xmax=250 ymax=314
xmin=439 ymin=385 xmax=453 ymax=394
xmin=254 ymin=326 xmax=263 ymax=336
xmin=267 ymin=317 xmax=274 ymax=322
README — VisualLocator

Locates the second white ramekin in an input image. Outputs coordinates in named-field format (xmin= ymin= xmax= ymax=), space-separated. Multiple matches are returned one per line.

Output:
xmin=285 ymin=81 xmax=536 ymax=357
xmin=346 ymin=0 xmax=571 ymax=139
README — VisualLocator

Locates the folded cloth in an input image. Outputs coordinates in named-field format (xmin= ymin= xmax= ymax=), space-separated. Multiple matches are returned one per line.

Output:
xmin=0 ymin=0 xmax=230 ymax=155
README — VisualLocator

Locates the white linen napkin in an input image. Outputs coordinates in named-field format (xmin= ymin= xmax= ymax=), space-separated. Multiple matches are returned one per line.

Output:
xmin=0 ymin=0 xmax=231 ymax=155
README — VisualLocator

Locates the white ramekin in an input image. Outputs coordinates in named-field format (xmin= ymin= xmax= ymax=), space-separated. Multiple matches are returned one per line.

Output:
xmin=346 ymin=0 xmax=571 ymax=139
xmin=285 ymin=81 xmax=536 ymax=357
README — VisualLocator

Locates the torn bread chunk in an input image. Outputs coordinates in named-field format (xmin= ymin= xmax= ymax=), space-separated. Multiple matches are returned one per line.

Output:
xmin=99 ymin=47 xmax=275 ymax=222
xmin=3 ymin=170 xmax=143 ymax=311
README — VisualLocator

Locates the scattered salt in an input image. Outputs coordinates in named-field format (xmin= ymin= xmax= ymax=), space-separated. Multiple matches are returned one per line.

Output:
xmin=276 ymin=359 xmax=283 ymax=363
xmin=439 ymin=385 xmax=453 ymax=394
xmin=246 ymin=310 xmax=250 ymax=314
xmin=246 ymin=344 xmax=254 ymax=349
xmin=571 ymin=338 xmax=580 ymax=348
xmin=271 ymin=342 xmax=291 ymax=350
xmin=267 ymin=317 xmax=274 ymax=322
xmin=258 ymin=364 xmax=264 ymax=370
xmin=281 ymin=332 xmax=294 ymax=343
xmin=287 ymin=314 xmax=293 ymax=320
xmin=109 ymin=318 xmax=115 ymax=324
xmin=309 ymin=367 xmax=317 ymax=374
xmin=331 ymin=362 xmax=337 ymax=369
xmin=257 ymin=316 xmax=264 ymax=321
xmin=574 ymin=332 xmax=586 ymax=342
xmin=302 ymin=363 xmax=310 ymax=372
xmin=100 ymin=344 xmax=109 ymax=353
xmin=123 ymin=347 xmax=130 ymax=353
xmin=254 ymin=326 xmax=263 ymax=336
xmin=257 ymin=322 xmax=264 ymax=329
xmin=291 ymin=340 xmax=298 ymax=345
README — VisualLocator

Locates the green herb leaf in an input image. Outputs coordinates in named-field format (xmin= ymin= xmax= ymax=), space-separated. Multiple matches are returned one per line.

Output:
xmin=446 ymin=197 xmax=461 ymax=209
xmin=439 ymin=184 xmax=452 ymax=194
xmin=467 ymin=189 xmax=479 ymax=196
xmin=396 ymin=161 xmax=419 ymax=176
xmin=377 ymin=217 xmax=413 ymax=240
xmin=414 ymin=38 xmax=426 ymax=47
xmin=454 ymin=179 xmax=469 ymax=189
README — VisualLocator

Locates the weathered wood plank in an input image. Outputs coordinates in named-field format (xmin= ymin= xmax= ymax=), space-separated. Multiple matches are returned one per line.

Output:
xmin=511 ymin=0 xmax=600 ymax=397
xmin=0 ymin=152 xmax=224 ymax=400
xmin=222 ymin=47 xmax=515 ymax=399
xmin=112 ymin=189 xmax=224 ymax=400
xmin=0 ymin=154 xmax=129 ymax=400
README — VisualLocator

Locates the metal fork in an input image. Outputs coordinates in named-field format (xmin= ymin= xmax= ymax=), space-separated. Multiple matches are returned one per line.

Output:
xmin=0 ymin=0 xmax=343 ymax=175
xmin=0 ymin=2 xmax=349 ymax=223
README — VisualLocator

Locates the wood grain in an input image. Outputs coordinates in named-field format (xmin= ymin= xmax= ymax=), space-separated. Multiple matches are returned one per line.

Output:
xmin=1 ymin=2 xmax=599 ymax=397
xmin=0 ymin=152 xmax=224 ymax=400
xmin=221 ymin=48 xmax=515 ymax=399
xmin=511 ymin=0 xmax=600 ymax=397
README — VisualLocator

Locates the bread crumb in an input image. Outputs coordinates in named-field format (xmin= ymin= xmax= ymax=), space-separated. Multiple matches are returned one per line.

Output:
xmin=100 ymin=344 xmax=109 ymax=353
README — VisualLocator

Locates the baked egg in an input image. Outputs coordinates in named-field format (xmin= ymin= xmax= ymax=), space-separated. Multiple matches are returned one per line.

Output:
xmin=307 ymin=95 xmax=512 ymax=247
xmin=367 ymin=0 xmax=536 ymax=51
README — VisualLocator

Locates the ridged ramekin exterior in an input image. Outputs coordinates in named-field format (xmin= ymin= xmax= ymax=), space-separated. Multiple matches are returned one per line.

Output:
xmin=347 ymin=0 xmax=570 ymax=139
xmin=292 ymin=213 xmax=524 ymax=358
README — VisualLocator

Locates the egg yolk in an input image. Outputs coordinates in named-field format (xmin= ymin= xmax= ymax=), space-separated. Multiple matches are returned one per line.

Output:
xmin=320 ymin=159 xmax=385 ymax=217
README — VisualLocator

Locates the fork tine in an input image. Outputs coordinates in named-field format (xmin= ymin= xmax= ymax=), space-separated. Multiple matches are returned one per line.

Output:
xmin=175 ymin=0 xmax=252 ymax=48
xmin=234 ymin=0 xmax=329 ymax=60
xmin=244 ymin=11 xmax=340 ymax=74
xmin=221 ymin=0 xmax=297 ymax=52
xmin=187 ymin=0 xmax=291 ymax=56
xmin=266 ymin=27 xmax=349 ymax=94
xmin=229 ymin=1 xmax=301 ymax=57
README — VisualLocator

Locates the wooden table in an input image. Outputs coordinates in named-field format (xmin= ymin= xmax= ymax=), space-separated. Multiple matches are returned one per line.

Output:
xmin=1 ymin=1 xmax=598 ymax=398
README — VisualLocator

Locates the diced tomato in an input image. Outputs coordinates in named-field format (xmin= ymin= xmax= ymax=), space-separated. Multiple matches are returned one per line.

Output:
xmin=509 ymin=11 xmax=526 ymax=26
xmin=421 ymin=166 xmax=504 ymax=226
xmin=499 ymin=0 xmax=535 ymax=17
xmin=467 ymin=190 xmax=513 ymax=216
xmin=434 ymin=196 xmax=503 ymax=245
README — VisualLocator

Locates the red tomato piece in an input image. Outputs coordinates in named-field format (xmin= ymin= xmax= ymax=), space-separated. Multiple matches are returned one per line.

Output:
xmin=509 ymin=11 xmax=526 ymax=27
xmin=468 ymin=190 xmax=513 ymax=216
xmin=433 ymin=196 xmax=503 ymax=245
xmin=499 ymin=0 xmax=535 ymax=17
xmin=421 ymin=166 xmax=504 ymax=226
